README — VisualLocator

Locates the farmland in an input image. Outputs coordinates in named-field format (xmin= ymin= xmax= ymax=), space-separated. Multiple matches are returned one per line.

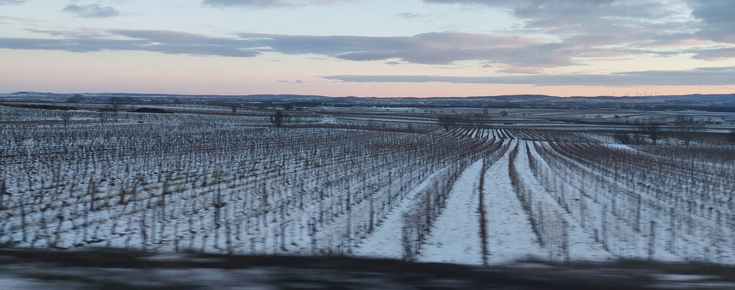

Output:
xmin=1 ymin=101 xmax=735 ymax=266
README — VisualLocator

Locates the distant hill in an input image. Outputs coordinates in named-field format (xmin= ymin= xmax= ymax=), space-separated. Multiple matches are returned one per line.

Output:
xmin=7 ymin=92 xmax=332 ymax=100
xmin=4 ymin=91 xmax=734 ymax=103
xmin=658 ymin=94 xmax=735 ymax=102
xmin=466 ymin=95 xmax=555 ymax=100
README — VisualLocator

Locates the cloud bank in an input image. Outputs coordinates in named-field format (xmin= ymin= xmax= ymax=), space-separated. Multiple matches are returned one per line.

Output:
xmin=0 ymin=29 xmax=578 ymax=72
xmin=688 ymin=0 xmax=735 ymax=43
xmin=0 ymin=0 xmax=25 ymax=5
xmin=202 ymin=0 xmax=359 ymax=8
xmin=324 ymin=66 xmax=735 ymax=86
xmin=2 ymin=26 xmax=732 ymax=75
xmin=61 ymin=4 xmax=122 ymax=18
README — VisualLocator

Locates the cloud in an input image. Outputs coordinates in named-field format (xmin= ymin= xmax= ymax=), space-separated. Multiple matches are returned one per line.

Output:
xmin=420 ymin=0 xmax=735 ymax=56
xmin=690 ymin=47 xmax=735 ymax=60
xmin=424 ymin=0 xmax=735 ymax=65
xmin=1 ymin=29 xmax=572 ymax=72
xmin=278 ymin=80 xmax=304 ymax=84
xmin=688 ymin=0 xmax=735 ymax=43
xmin=323 ymin=66 xmax=735 ymax=86
xmin=201 ymin=0 xmax=358 ymax=8
xmin=416 ymin=0 xmax=735 ymax=63
xmin=424 ymin=0 xmax=702 ymax=51
xmin=1 ymin=27 xmax=729 ymax=71
xmin=0 ymin=29 xmax=260 ymax=57
xmin=424 ymin=0 xmax=672 ymax=25
xmin=62 ymin=4 xmax=122 ymax=18
xmin=237 ymin=31 xmax=571 ymax=72
xmin=0 ymin=0 xmax=25 ymax=5
xmin=395 ymin=12 xmax=432 ymax=20
xmin=0 ymin=15 xmax=45 ymax=26
xmin=420 ymin=0 xmax=735 ymax=58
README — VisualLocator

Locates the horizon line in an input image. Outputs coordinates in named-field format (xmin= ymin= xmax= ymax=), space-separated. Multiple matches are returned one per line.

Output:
xmin=4 ymin=91 xmax=734 ymax=99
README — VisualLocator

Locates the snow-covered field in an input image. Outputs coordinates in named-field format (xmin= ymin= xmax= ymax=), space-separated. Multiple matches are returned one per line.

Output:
xmin=1 ymin=105 xmax=734 ymax=266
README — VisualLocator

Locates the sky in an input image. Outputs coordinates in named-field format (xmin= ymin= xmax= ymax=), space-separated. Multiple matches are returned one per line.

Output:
xmin=0 ymin=0 xmax=734 ymax=97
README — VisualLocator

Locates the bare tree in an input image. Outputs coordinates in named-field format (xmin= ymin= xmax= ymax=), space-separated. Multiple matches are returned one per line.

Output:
xmin=730 ymin=129 xmax=735 ymax=144
xmin=437 ymin=115 xmax=458 ymax=131
xmin=614 ymin=128 xmax=646 ymax=145
xmin=271 ymin=110 xmax=289 ymax=128
xmin=674 ymin=115 xmax=705 ymax=146
xmin=641 ymin=122 xmax=663 ymax=144
xmin=60 ymin=111 xmax=73 ymax=126
xmin=613 ymin=131 xmax=633 ymax=144
xmin=282 ymin=103 xmax=295 ymax=111
xmin=66 ymin=94 xmax=84 ymax=107
xmin=632 ymin=131 xmax=646 ymax=145
xmin=108 ymin=97 xmax=129 ymax=113
xmin=230 ymin=105 xmax=238 ymax=114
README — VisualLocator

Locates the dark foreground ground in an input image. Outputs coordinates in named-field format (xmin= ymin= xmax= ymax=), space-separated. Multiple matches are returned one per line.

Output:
xmin=1 ymin=249 xmax=735 ymax=289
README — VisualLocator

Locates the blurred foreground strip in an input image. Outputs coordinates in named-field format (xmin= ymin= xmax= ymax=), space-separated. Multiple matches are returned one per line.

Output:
xmin=1 ymin=249 xmax=735 ymax=289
